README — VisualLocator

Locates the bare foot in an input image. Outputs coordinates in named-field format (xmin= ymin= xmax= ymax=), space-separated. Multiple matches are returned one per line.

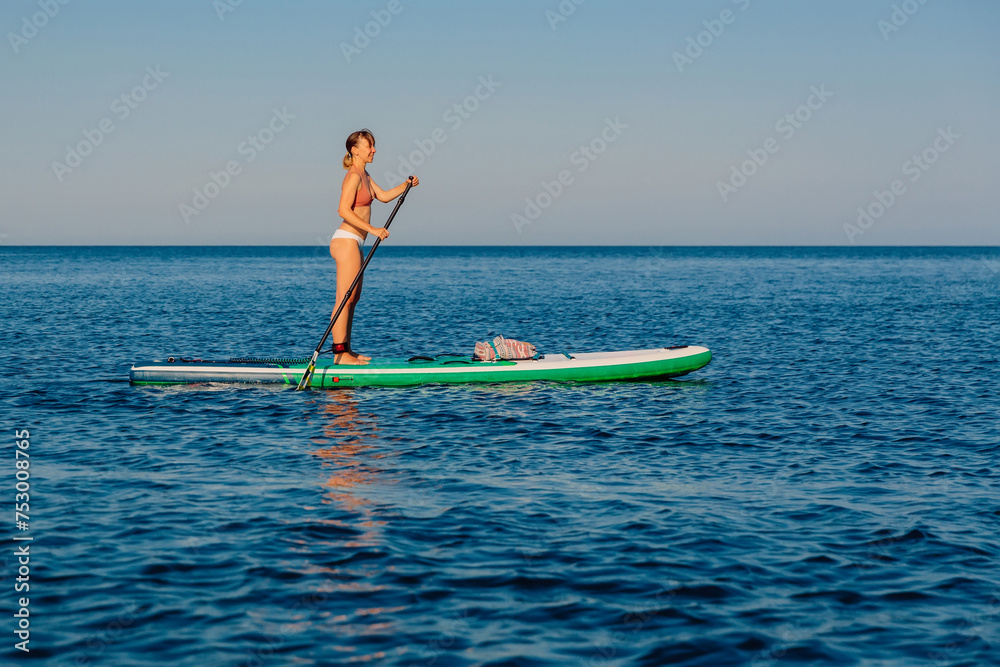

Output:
xmin=352 ymin=350 xmax=372 ymax=362
xmin=334 ymin=351 xmax=369 ymax=365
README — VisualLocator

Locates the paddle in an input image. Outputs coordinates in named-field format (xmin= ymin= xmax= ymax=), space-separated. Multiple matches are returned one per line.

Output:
xmin=296 ymin=177 xmax=414 ymax=390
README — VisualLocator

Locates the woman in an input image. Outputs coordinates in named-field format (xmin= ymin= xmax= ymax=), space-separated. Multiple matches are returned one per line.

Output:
xmin=329 ymin=129 xmax=418 ymax=365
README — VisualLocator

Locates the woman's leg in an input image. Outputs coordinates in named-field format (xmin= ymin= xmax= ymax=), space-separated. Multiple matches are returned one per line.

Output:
xmin=329 ymin=239 xmax=367 ymax=365
xmin=345 ymin=275 xmax=371 ymax=361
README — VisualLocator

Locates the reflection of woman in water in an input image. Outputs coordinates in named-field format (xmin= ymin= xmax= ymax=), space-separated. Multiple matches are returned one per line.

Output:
xmin=310 ymin=392 xmax=382 ymax=518
xmin=329 ymin=129 xmax=419 ymax=365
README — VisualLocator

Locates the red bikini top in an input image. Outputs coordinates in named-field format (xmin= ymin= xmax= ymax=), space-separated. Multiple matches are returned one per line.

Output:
xmin=353 ymin=169 xmax=374 ymax=208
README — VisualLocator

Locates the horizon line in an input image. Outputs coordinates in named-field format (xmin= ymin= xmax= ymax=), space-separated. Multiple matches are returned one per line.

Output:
xmin=3 ymin=244 xmax=1000 ymax=249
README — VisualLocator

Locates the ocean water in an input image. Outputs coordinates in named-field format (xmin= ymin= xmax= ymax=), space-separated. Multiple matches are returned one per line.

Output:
xmin=1 ymin=246 xmax=998 ymax=666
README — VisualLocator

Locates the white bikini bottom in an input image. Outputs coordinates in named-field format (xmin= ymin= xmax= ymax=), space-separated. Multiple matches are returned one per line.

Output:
xmin=332 ymin=228 xmax=364 ymax=247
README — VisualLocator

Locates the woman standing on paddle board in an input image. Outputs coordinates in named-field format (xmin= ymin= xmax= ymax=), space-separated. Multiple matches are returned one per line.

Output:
xmin=330 ymin=129 xmax=418 ymax=365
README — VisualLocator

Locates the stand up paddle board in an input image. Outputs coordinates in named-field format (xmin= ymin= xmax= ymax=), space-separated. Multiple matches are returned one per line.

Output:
xmin=129 ymin=345 xmax=711 ymax=388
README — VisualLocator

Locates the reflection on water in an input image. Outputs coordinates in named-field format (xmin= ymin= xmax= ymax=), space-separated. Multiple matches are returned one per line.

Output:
xmin=293 ymin=391 xmax=401 ymax=656
xmin=306 ymin=391 xmax=388 ymax=543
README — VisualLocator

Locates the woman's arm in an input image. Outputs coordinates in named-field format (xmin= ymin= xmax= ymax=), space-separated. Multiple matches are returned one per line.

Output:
xmin=371 ymin=175 xmax=419 ymax=203
xmin=337 ymin=172 xmax=381 ymax=233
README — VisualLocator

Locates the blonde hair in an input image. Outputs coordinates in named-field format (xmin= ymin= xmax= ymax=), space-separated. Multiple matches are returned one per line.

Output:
xmin=343 ymin=129 xmax=375 ymax=169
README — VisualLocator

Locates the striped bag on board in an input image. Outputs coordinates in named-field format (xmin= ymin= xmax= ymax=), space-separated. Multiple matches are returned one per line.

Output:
xmin=473 ymin=335 xmax=538 ymax=361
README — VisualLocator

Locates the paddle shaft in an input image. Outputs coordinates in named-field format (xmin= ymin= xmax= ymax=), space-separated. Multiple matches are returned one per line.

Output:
xmin=296 ymin=178 xmax=413 ymax=390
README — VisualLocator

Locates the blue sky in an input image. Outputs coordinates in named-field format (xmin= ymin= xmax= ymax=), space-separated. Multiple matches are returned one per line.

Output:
xmin=2 ymin=0 xmax=997 ymax=245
